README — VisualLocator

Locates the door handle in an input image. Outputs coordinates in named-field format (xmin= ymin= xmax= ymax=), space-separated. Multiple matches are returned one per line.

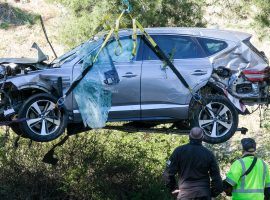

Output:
xmin=122 ymin=72 xmax=138 ymax=78
xmin=191 ymin=70 xmax=207 ymax=76
xmin=122 ymin=74 xmax=138 ymax=78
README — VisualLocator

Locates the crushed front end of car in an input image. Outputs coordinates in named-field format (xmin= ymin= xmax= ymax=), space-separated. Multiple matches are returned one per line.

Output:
xmin=0 ymin=43 xmax=51 ymax=120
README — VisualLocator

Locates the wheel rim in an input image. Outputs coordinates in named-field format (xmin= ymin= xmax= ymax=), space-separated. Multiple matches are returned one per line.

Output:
xmin=26 ymin=100 xmax=61 ymax=136
xmin=198 ymin=102 xmax=233 ymax=138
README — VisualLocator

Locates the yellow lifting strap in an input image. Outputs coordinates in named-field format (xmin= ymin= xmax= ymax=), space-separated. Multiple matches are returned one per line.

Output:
xmin=114 ymin=10 xmax=126 ymax=56
xmin=92 ymin=10 xmax=126 ymax=63
xmin=129 ymin=15 xmax=195 ymax=95
xmin=94 ymin=11 xmax=195 ymax=97
xmin=58 ymin=4 xmax=198 ymax=108
xmin=93 ymin=28 xmax=114 ymax=63
xmin=131 ymin=19 xmax=137 ymax=57
xmin=134 ymin=20 xmax=157 ymax=48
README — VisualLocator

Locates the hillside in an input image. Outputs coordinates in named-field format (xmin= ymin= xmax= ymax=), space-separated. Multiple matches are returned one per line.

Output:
xmin=0 ymin=0 xmax=270 ymax=200
xmin=0 ymin=0 xmax=65 ymax=60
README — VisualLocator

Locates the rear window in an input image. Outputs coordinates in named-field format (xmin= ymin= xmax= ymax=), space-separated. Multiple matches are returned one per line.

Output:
xmin=143 ymin=35 xmax=205 ymax=60
xmin=197 ymin=38 xmax=228 ymax=56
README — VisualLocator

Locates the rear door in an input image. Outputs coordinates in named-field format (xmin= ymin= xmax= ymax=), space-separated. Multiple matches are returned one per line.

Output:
xmin=141 ymin=34 xmax=212 ymax=120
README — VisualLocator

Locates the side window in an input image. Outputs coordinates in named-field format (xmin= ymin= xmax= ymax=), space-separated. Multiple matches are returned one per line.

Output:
xmin=197 ymin=38 xmax=228 ymax=56
xmin=99 ymin=36 xmax=140 ymax=62
xmin=143 ymin=35 xmax=204 ymax=60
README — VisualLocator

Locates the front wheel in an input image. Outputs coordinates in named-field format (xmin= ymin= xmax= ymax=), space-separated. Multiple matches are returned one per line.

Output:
xmin=191 ymin=95 xmax=239 ymax=144
xmin=18 ymin=93 xmax=67 ymax=142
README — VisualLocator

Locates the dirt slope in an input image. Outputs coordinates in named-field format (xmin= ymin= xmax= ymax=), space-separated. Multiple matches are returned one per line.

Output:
xmin=0 ymin=0 xmax=66 ymax=60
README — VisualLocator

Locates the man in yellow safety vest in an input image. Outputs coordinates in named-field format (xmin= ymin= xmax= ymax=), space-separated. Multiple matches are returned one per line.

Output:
xmin=223 ymin=138 xmax=270 ymax=200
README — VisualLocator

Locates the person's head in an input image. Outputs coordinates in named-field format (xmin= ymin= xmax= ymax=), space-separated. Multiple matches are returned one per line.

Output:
xmin=189 ymin=127 xmax=204 ymax=141
xmin=241 ymin=138 xmax=256 ymax=155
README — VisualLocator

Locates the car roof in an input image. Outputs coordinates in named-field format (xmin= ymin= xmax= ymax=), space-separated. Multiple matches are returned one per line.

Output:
xmin=118 ymin=27 xmax=252 ymax=42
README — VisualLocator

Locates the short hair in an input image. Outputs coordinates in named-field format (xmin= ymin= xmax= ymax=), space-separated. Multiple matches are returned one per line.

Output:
xmin=189 ymin=127 xmax=204 ymax=140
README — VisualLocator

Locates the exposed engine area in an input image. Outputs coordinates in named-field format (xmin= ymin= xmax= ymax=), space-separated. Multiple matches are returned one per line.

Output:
xmin=0 ymin=43 xmax=51 ymax=79
xmin=0 ymin=63 xmax=40 ymax=78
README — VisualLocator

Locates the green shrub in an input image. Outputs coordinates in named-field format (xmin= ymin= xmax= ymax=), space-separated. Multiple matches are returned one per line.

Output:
xmin=0 ymin=129 xmax=188 ymax=200
xmin=0 ymin=22 xmax=9 ymax=30
xmin=49 ymin=0 xmax=206 ymax=47
xmin=0 ymin=3 xmax=39 ymax=28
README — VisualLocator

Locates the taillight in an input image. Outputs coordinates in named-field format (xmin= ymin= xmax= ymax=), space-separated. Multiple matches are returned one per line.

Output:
xmin=242 ymin=67 xmax=270 ymax=82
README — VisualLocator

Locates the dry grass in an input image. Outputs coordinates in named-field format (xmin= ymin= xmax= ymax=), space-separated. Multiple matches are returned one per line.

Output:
xmin=0 ymin=0 xmax=66 ymax=61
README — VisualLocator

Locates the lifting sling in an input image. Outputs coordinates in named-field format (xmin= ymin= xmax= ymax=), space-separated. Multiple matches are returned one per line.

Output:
xmin=57 ymin=0 xmax=201 ymax=107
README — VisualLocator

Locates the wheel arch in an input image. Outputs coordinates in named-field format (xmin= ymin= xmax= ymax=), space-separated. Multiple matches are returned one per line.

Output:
xmin=8 ymin=85 xmax=52 ymax=114
xmin=18 ymin=84 xmax=51 ymax=94
xmin=188 ymin=83 xmax=226 ymax=114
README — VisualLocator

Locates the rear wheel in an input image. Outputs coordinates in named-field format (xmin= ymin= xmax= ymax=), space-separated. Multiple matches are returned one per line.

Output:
xmin=191 ymin=95 xmax=238 ymax=144
xmin=18 ymin=93 xmax=67 ymax=142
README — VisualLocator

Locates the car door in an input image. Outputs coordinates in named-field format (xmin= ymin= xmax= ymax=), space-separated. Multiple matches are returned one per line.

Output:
xmin=141 ymin=34 xmax=212 ymax=120
xmin=106 ymin=36 xmax=142 ymax=120
xmin=72 ymin=36 xmax=142 ymax=121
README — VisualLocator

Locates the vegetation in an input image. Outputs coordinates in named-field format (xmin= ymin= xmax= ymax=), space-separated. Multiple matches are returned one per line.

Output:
xmin=0 ymin=128 xmax=188 ymax=200
xmin=0 ymin=0 xmax=270 ymax=199
xmin=1 ymin=122 xmax=269 ymax=200
xmin=206 ymin=0 xmax=270 ymax=40
xmin=47 ymin=0 xmax=270 ymax=47
xmin=0 ymin=3 xmax=39 ymax=29
xmin=48 ymin=0 xmax=206 ymax=47
xmin=252 ymin=0 xmax=270 ymax=27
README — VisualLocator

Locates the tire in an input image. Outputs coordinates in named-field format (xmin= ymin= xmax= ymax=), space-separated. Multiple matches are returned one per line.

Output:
xmin=17 ymin=93 xmax=68 ymax=142
xmin=191 ymin=95 xmax=238 ymax=144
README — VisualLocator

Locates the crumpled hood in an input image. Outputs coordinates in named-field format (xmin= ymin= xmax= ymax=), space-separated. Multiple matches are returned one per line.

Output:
xmin=0 ymin=57 xmax=40 ymax=64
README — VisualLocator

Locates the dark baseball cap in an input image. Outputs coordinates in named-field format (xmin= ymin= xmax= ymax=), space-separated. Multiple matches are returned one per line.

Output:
xmin=189 ymin=127 xmax=204 ymax=140
xmin=241 ymin=138 xmax=256 ymax=152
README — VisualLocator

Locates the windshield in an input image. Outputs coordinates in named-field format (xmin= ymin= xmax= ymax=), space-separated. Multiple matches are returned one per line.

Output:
xmin=51 ymin=36 xmax=102 ymax=67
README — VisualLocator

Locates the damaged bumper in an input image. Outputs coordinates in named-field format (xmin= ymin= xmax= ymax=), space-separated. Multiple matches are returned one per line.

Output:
xmin=209 ymin=38 xmax=270 ymax=107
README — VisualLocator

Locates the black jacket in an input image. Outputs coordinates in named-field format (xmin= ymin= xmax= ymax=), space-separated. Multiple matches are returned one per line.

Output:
xmin=163 ymin=139 xmax=223 ymax=199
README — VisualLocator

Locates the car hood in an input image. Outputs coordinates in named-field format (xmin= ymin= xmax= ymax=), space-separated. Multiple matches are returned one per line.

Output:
xmin=0 ymin=57 xmax=40 ymax=64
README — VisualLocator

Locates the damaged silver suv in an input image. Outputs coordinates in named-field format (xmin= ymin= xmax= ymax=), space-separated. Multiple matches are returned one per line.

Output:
xmin=0 ymin=28 xmax=269 ymax=143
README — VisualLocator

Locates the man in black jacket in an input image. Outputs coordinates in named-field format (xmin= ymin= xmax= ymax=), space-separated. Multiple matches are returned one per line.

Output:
xmin=163 ymin=127 xmax=223 ymax=200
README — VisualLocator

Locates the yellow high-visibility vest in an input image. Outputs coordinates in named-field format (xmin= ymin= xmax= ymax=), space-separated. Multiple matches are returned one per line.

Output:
xmin=226 ymin=155 xmax=270 ymax=200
